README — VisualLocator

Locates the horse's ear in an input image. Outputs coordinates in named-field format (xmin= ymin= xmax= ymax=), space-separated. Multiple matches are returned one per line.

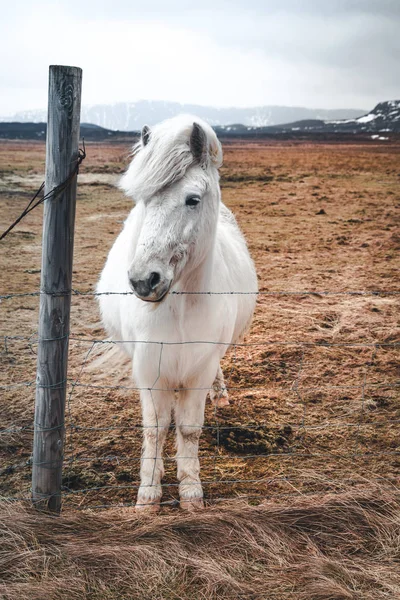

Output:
xmin=190 ymin=122 xmax=207 ymax=165
xmin=141 ymin=125 xmax=151 ymax=147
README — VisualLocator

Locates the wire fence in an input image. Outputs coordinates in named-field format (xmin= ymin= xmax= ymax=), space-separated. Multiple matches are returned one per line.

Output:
xmin=0 ymin=141 xmax=86 ymax=242
xmin=1 ymin=67 xmax=399 ymax=511
xmin=1 ymin=287 xmax=399 ymax=509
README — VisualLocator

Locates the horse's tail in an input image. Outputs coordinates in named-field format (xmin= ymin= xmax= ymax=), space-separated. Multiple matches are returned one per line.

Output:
xmin=83 ymin=338 xmax=132 ymax=382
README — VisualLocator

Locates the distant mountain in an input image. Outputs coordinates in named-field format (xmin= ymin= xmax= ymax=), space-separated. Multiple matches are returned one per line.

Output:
xmin=1 ymin=101 xmax=398 ymax=141
xmin=0 ymin=122 xmax=130 ymax=141
xmin=263 ymin=100 xmax=400 ymax=134
xmin=213 ymin=100 xmax=400 ymax=136
xmin=0 ymin=100 xmax=365 ymax=130
xmin=326 ymin=100 xmax=400 ymax=132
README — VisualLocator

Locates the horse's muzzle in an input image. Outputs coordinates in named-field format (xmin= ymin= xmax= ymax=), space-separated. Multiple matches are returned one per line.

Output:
xmin=129 ymin=272 xmax=171 ymax=303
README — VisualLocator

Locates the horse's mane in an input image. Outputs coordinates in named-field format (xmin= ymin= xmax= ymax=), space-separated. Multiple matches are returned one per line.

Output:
xmin=119 ymin=115 xmax=223 ymax=202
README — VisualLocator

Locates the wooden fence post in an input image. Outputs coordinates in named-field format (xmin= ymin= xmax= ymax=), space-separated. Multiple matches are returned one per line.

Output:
xmin=32 ymin=65 xmax=82 ymax=512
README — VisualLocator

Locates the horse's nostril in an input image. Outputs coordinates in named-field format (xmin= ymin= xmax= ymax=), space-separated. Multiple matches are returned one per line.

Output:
xmin=129 ymin=277 xmax=140 ymax=292
xmin=149 ymin=272 xmax=161 ymax=289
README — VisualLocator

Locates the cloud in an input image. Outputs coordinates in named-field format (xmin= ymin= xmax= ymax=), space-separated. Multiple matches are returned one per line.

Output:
xmin=0 ymin=0 xmax=398 ymax=115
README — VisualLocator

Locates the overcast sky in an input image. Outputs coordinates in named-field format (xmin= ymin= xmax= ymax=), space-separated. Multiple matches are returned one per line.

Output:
xmin=1 ymin=0 xmax=399 ymax=115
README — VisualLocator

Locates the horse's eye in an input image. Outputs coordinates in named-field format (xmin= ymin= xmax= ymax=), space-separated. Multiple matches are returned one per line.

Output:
xmin=185 ymin=195 xmax=200 ymax=207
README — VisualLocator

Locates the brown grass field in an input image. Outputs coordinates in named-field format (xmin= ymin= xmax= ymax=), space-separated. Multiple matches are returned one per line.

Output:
xmin=0 ymin=138 xmax=399 ymax=598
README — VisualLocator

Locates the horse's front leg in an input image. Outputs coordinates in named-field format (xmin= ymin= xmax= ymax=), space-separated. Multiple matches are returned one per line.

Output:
xmin=136 ymin=389 xmax=173 ymax=512
xmin=175 ymin=387 xmax=207 ymax=510
xmin=175 ymin=356 xmax=221 ymax=509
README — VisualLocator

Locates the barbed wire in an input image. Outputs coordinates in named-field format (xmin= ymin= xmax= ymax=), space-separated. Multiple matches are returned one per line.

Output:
xmin=3 ymin=448 xmax=399 ymax=476
xmin=0 ymin=141 xmax=86 ymax=242
xmin=2 ymin=333 xmax=399 ymax=348
xmin=1 ymin=378 xmax=399 ymax=393
xmin=2 ymin=418 xmax=400 ymax=438
xmin=5 ymin=474 xmax=398 ymax=506
xmin=8 ymin=475 xmax=400 ymax=510
xmin=1 ymin=288 xmax=400 ymax=300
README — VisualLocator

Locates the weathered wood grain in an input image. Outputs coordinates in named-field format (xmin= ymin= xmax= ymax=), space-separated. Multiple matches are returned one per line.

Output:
xmin=32 ymin=65 xmax=82 ymax=512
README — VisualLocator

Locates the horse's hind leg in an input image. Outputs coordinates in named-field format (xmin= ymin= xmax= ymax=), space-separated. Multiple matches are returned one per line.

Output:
xmin=209 ymin=364 xmax=229 ymax=407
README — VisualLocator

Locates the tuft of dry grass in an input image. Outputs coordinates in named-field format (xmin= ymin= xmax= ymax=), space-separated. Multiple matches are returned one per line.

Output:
xmin=1 ymin=487 xmax=399 ymax=600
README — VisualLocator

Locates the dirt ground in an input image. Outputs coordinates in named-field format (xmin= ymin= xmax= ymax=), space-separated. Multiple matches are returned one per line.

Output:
xmin=0 ymin=138 xmax=399 ymax=509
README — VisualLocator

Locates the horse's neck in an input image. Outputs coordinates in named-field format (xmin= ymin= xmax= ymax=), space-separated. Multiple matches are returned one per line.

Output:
xmin=179 ymin=253 xmax=213 ymax=293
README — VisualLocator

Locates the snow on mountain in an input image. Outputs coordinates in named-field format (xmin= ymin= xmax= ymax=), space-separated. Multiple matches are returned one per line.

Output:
xmin=326 ymin=100 xmax=400 ymax=131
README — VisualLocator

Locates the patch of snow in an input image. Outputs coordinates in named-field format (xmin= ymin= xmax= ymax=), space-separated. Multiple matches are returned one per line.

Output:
xmin=371 ymin=135 xmax=388 ymax=141
xmin=357 ymin=113 xmax=377 ymax=123
xmin=328 ymin=119 xmax=355 ymax=124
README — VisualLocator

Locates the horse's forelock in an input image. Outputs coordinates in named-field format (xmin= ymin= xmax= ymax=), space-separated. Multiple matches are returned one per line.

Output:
xmin=119 ymin=116 xmax=223 ymax=202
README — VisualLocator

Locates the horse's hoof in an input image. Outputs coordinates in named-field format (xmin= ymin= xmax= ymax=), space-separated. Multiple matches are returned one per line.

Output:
xmin=180 ymin=497 xmax=204 ymax=511
xmin=135 ymin=499 xmax=161 ymax=514
xmin=135 ymin=502 xmax=160 ymax=515
xmin=212 ymin=395 xmax=230 ymax=407
xmin=210 ymin=383 xmax=230 ymax=407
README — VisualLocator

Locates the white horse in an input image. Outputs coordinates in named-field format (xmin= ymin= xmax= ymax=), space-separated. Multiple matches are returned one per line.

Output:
xmin=97 ymin=115 xmax=257 ymax=511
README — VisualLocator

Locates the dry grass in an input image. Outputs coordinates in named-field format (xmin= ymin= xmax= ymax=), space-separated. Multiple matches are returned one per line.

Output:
xmin=1 ymin=487 xmax=399 ymax=600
